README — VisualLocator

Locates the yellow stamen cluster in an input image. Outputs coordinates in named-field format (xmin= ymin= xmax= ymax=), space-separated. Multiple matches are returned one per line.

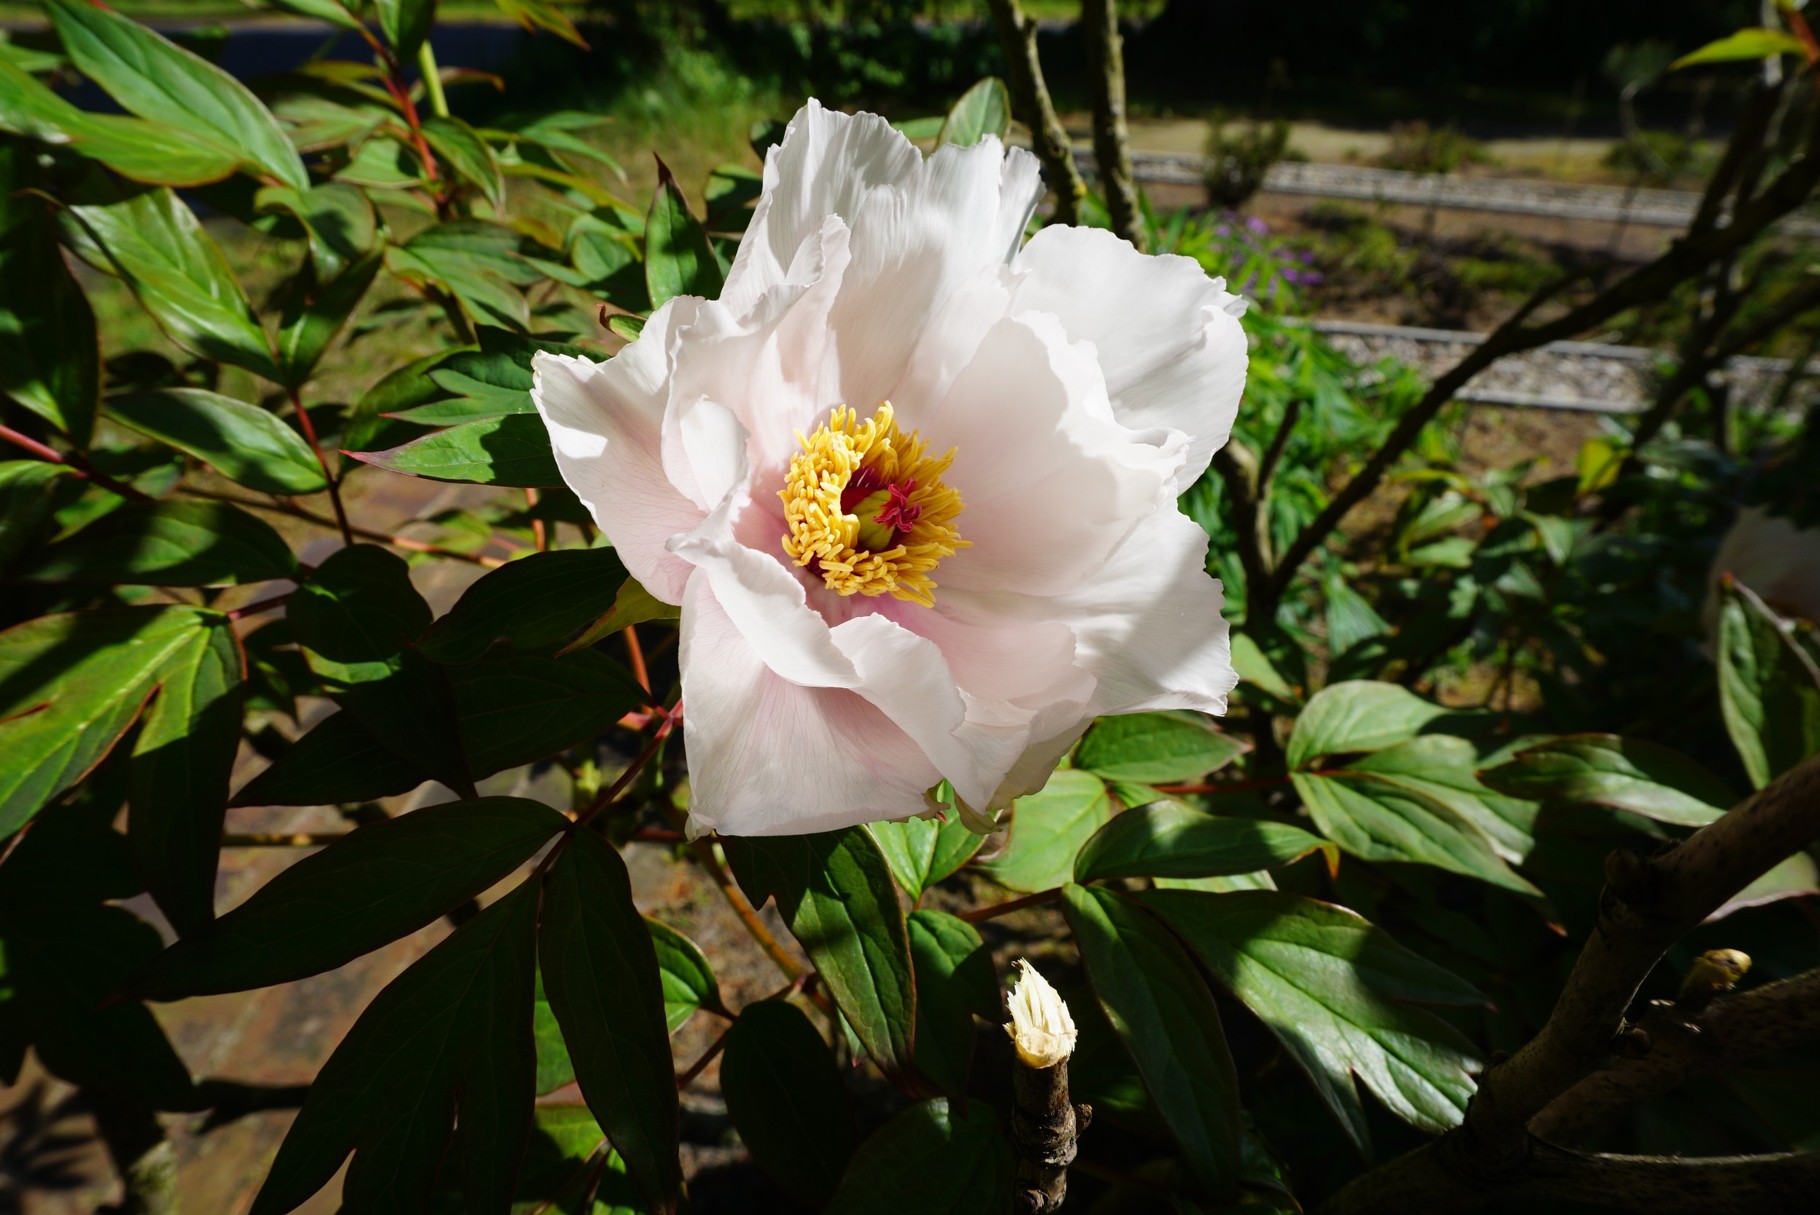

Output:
xmin=779 ymin=402 xmax=966 ymax=607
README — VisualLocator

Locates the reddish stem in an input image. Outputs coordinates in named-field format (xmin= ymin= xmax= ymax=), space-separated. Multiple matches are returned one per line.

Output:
xmin=525 ymin=487 xmax=547 ymax=551
xmin=0 ymin=424 xmax=150 ymax=501
xmin=623 ymin=625 xmax=651 ymax=694
xmin=287 ymin=391 xmax=353 ymax=546
xmin=676 ymin=1019 xmax=735 ymax=1089
xmin=1157 ymin=774 xmax=1295 ymax=796
xmin=960 ymin=886 xmax=1063 ymax=923
xmin=226 ymin=591 xmax=293 ymax=621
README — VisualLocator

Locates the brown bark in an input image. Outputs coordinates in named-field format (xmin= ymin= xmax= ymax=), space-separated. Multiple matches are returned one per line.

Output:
xmin=1082 ymin=0 xmax=1143 ymax=249
xmin=1011 ymin=1055 xmax=1088 ymax=1214
xmin=983 ymin=0 xmax=1085 ymax=225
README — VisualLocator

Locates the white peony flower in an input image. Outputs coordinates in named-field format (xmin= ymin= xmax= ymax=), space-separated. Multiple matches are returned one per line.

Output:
xmin=532 ymin=100 xmax=1247 ymax=836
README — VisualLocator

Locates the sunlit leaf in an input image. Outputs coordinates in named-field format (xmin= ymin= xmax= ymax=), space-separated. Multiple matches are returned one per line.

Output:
xmin=1717 ymin=580 xmax=1820 ymax=789
xmin=107 ymin=388 xmax=327 ymax=495
xmin=1286 ymin=680 xmax=1449 ymax=769
xmin=645 ymin=156 xmax=722 ymax=309
xmin=1074 ymin=800 xmax=1335 ymax=883
xmin=979 ymin=769 xmax=1111 ymax=894
xmin=1142 ymin=888 xmax=1483 ymax=1151
xmin=724 ymin=829 xmax=916 ymax=1080
xmin=1076 ymin=711 xmax=1246 ymax=783
xmin=1480 ymin=734 xmax=1731 ymax=827
xmin=937 ymin=76 xmax=1012 ymax=147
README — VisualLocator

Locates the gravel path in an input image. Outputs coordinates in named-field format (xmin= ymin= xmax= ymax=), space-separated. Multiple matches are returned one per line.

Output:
xmin=1306 ymin=319 xmax=1816 ymax=415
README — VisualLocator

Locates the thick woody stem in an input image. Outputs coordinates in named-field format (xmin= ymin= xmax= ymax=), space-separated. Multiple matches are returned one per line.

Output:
xmin=1532 ymin=966 xmax=1820 ymax=1143
xmin=1318 ymin=753 xmax=1820 ymax=1215
xmin=1012 ymin=1059 xmax=1086 ymax=1213
xmin=984 ymin=0 xmax=1085 ymax=225
xmin=1081 ymin=0 xmax=1143 ymax=249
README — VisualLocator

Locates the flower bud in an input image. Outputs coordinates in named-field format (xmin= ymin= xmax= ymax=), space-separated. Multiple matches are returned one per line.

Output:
xmin=1005 ymin=958 xmax=1076 ymax=1069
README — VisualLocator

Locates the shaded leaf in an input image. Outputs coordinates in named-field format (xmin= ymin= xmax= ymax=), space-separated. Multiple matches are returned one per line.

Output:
xmin=1062 ymin=884 xmax=1240 ymax=1198
xmin=0 ymin=144 xmax=98 ymax=445
xmin=128 ymin=610 xmax=242 ymax=937
xmin=135 ymin=797 xmax=565 ymax=1000
xmin=720 ymin=999 xmax=856 ymax=1208
xmin=420 ymin=547 xmax=630 ymax=663
xmin=1480 ymin=734 xmax=1731 ymax=827
xmin=406 ymin=328 xmax=598 ymax=424
xmin=906 ymin=909 xmax=996 ymax=1097
xmin=823 ymin=1099 xmax=1013 ymax=1215
xmin=287 ymin=545 xmax=472 ymax=796
xmin=388 ymin=220 xmax=535 ymax=331
xmin=979 ymin=769 xmax=1110 ymax=894
xmin=1717 ymin=580 xmax=1820 ymax=789
xmin=0 ymin=462 xmax=73 ymax=571
xmin=649 ymin=918 xmax=726 ymax=1031
xmin=24 ymin=499 xmax=295 ymax=586
xmin=375 ymin=0 xmax=437 ymax=60
xmin=1142 ymin=888 xmax=1482 ymax=1152
xmin=723 ymin=830 xmax=916 ymax=1080
xmin=453 ymin=650 xmax=647 ymax=776
xmin=539 ymin=828 xmax=682 ymax=1215
xmin=277 ymin=249 xmax=384 ymax=390
xmin=230 ymin=709 xmax=426 ymax=807
xmin=256 ymin=182 xmax=376 ymax=279
xmin=1074 ymin=800 xmax=1335 ymax=883
xmin=250 ymin=882 xmax=539 ymax=1215
xmin=107 ymin=388 xmax=327 ymax=495
xmin=424 ymin=114 xmax=505 ymax=211
xmin=557 ymin=575 xmax=680 ymax=657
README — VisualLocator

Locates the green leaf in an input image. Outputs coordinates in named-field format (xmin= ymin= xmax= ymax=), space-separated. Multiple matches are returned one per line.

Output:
xmin=407 ymin=328 xmax=599 ymax=424
xmin=723 ymin=829 xmax=916 ymax=1080
xmin=420 ymin=547 xmax=630 ymax=663
xmin=719 ymin=999 xmax=856 ymax=1208
xmin=823 ymin=1098 xmax=1013 ymax=1215
xmin=423 ymin=114 xmax=505 ymax=211
xmin=865 ymin=812 xmax=983 ymax=902
xmin=1230 ymin=631 xmax=1299 ymax=703
xmin=387 ymin=220 xmax=535 ymax=331
xmin=1074 ymin=800 xmax=1336 ymax=883
xmin=0 ymin=461 xmax=73 ymax=571
xmin=1479 ymin=734 xmax=1732 ymax=827
xmin=1287 ymin=680 xmax=1449 ymax=769
xmin=63 ymin=181 xmax=278 ymax=381
xmin=0 ymin=145 xmax=98 ymax=446
xmin=979 ymin=769 xmax=1111 ymax=893
xmin=23 ymin=499 xmax=296 ymax=586
xmin=0 ymin=608 xmax=226 ymax=837
xmin=539 ymin=827 xmax=682 ymax=1215
xmin=1672 ymin=27 xmax=1808 ymax=70
xmin=375 ymin=0 xmax=438 ymax=60
xmin=649 ymin=917 xmax=726 ymax=1031
xmin=906 ymin=909 xmax=996 ymax=1097
xmin=46 ymin=0 xmax=307 ymax=190
xmin=1293 ymin=770 xmax=1539 ymax=895
xmin=495 ymin=0 xmax=591 ymax=48
xmin=287 ymin=545 xmax=472 ymax=796
xmin=645 ymin=157 xmax=723 ymax=309
xmin=352 ymin=413 xmax=564 ymax=487
xmin=276 ymin=249 xmax=384 ymax=390
xmin=531 ymin=967 xmax=573 ymax=1095
xmin=1348 ymin=735 xmax=1538 ymax=864
xmin=0 ymin=58 xmax=241 ymax=187
xmin=0 ymin=775 xmax=195 ymax=1109
xmin=452 ymin=650 xmax=647 ymax=776
xmin=1141 ymin=888 xmax=1483 ymax=1152
xmin=256 ymin=183 xmax=377 ymax=279
xmin=1076 ymin=711 xmax=1246 ymax=783
xmin=230 ymin=709 xmax=427 ymax=807
xmin=270 ymin=0 xmax=363 ymax=30
xmin=128 ymin=610 xmax=242 ymax=937
xmin=937 ymin=76 xmax=1012 ymax=147
xmin=107 ymin=388 xmax=327 ymax=494
xmin=1062 ymin=883 xmax=1240 ymax=1198
xmin=134 ymin=797 xmax=566 ymax=1000
xmin=1717 ymin=580 xmax=1820 ymax=789
xmin=557 ymin=575 xmax=680 ymax=657
xmin=251 ymin=881 xmax=539 ymax=1215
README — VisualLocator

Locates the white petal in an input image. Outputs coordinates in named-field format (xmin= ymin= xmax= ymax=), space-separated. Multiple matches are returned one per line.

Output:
xmin=1050 ymin=508 xmax=1237 ymax=717
xmin=1011 ymin=225 xmax=1248 ymax=486
xmin=531 ymin=304 xmax=706 ymax=605
xmin=725 ymin=101 xmax=1043 ymax=409
xmin=679 ymin=575 xmax=940 ymax=835
xmin=920 ymin=312 xmax=1178 ymax=599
